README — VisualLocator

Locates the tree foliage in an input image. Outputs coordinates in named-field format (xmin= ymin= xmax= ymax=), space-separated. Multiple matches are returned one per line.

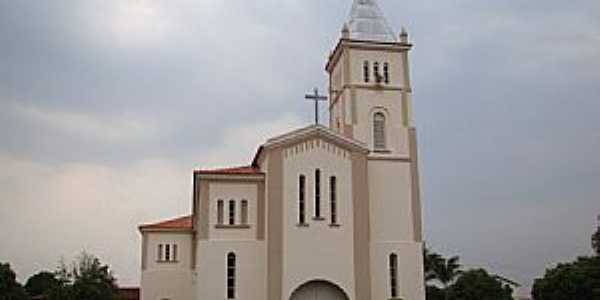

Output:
xmin=0 ymin=263 xmax=28 ymax=300
xmin=424 ymin=248 xmax=515 ymax=300
xmin=449 ymin=268 xmax=514 ymax=300
xmin=24 ymin=271 xmax=59 ymax=297
xmin=532 ymin=256 xmax=600 ymax=300
xmin=593 ymin=223 xmax=600 ymax=256
xmin=47 ymin=252 xmax=119 ymax=300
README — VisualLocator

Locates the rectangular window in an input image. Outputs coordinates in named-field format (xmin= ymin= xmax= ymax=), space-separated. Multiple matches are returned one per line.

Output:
xmin=227 ymin=253 xmax=236 ymax=299
xmin=241 ymin=200 xmax=248 ymax=225
xmin=172 ymin=244 xmax=178 ymax=261
xmin=315 ymin=169 xmax=321 ymax=218
xmin=390 ymin=254 xmax=398 ymax=298
xmin=374 ymin=62 xmax=380 ymax=83
xmin=217 ymin=200 xmax=224 ymax=225
xmin=363 ymin=61 xmax=370 ymax=83
xmin=229 ymin=200 xmax=236 ymax=225
xmin=330 ymin=176 xmax=337 ymax=224
xmin=158 ymin=244 xmax=163 ymax=261
xmin=165 ymin=244 xmax=170 ymax=261
xmin=299 ymin=175 xmax=306 ymax=224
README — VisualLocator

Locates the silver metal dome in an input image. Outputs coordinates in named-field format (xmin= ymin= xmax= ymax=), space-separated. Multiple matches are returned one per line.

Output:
xmin=347 ymin=0 xmax=397 ymax=42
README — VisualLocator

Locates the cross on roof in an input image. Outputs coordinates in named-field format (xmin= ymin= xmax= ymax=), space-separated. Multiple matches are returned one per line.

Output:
xmin=305 ymin=88 xmax=328 ymax=125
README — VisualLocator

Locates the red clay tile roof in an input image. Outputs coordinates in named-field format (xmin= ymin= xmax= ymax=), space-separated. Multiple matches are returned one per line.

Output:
xmin=139 ymin=215 xmax=192 ymax=231
xmin=194 ymin=165 xmax=263 ymax=175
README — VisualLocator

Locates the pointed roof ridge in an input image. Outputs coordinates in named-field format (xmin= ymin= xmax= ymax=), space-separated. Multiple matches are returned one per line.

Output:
xmin=347 ymin=0 xmax=397 ymax=42
xmin=262 ymin=124 xmax=369 ymax=152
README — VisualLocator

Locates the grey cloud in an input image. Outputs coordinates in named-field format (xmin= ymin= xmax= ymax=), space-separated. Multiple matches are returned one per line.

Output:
xmin=1 ymin=0 xmax=599 ymax=296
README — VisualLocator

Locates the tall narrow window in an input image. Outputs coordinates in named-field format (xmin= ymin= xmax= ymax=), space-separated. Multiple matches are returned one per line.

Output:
xmin=158 ymin=244 xmax=163 ymax=261
xmin=383 ymin=62 xmax=390 ymax=84
xmin=217 ymin=199 xmax=224 ymax=225
xmin=299 ymin=175 xmax=306 ymax=224
xmin=363 ymin=61 xmax=370 ymax=83
xmin=173 ymin=244 xmax=178 ymax=261
xmin=227 ymin=253 xmax=236 ymax=299
xmin=314 ymin=169 xmax=321 ymax=219
xmin=374 ymin=112 xmax=386 ymax=150
xmin=374 ymin=62 xmax=381 ymax=83
xmin=241 ymin=200 xmax=248 ymax=225
xmin=165 ymin=244 xmax=171 ymax=261
xmin=229 ymin=200 xmax=236 ymax=225
xmin=389 ymin=254 xmax=399 ymax=298
xmin=330 ymin=176 xmax=337 ymax=225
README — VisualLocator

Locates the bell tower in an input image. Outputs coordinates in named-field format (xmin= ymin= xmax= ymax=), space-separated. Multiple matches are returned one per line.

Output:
xmin=327 ymin=1 xmax=426 ymax=300
xmin=326 ymin=0 xmax=413 ymax=157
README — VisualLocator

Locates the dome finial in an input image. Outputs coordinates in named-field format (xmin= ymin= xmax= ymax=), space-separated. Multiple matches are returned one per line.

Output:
xmin=400 ymin=26 xmax=409 ymax=43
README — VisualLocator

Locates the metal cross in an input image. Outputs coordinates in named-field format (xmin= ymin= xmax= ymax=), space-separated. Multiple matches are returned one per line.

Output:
xmin=305 ymin=88 xmax=328 ymax=124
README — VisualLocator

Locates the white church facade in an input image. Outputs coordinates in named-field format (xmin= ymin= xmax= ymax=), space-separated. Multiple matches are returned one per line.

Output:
xmin=138 ymin=1 xmax=426 ymax=299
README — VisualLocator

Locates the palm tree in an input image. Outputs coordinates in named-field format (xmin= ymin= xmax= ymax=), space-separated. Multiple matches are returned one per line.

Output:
xmin=423 ymin=247 xmax=443 ymax=283
xmin=432 ymin=256 xmax=462 ymax=300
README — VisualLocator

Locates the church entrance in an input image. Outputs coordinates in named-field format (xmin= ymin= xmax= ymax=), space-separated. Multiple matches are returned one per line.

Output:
xmin=289 ymin=280 xmax=349 ymax=300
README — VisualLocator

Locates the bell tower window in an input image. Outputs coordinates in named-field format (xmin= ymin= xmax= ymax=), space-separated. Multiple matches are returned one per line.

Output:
xmin=374 ymin=62 xmax=381 ymax=83
xmin=363 ymin=61 xmax=370 ymax=83
xmin=373 ymin=112 xmax=387 ymax=150
xmin=383 ymin=62 xmax=390 ymax=84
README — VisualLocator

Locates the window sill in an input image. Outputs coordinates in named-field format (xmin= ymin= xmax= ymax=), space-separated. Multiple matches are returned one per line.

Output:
xmin=373 ymin=149 xmax=392 ymax=154
xmin=215 ymin=224 xmax=251 ymax=229
xmin=312 ymin=216 xmax=325 ymax=221
xmin=156 ymin=260 xmax=179 ymax=264
xmin=296 ymin=223 xmax=309 ymax=227
xmin=329 ymin=223 xmax=341 ymax=228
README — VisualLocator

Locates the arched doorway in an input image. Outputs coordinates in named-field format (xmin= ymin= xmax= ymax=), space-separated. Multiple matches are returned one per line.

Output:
xmin=289 ymin=280 xmax=349 ymax=300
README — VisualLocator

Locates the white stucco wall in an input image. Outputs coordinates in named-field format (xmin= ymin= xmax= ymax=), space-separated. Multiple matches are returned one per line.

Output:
xmin=141 ymin=232 xmax=194 ymax=300
xmin=368 ymin=159 xmax=414 ymax=242
xmin=350 ymin=49 xmax=405 ymax=87
xmin=370 ymin=241 xmax=425 ymax=300
xmin=368 ymin=159 xmax=425 ymax=300
xmin=195 ymin=241 xmax=267 ymax=300
xmin=282 ymin=139 xmax=356 ymax=300
xmin=208 ymin=182 xmax=258 ymax=240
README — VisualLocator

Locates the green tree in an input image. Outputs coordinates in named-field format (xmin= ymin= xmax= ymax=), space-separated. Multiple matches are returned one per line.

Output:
xmin=48 ymin=252 xmax=119 ymax=300
xmin=449 ymin=268 xmax=513 ymax=300
xmin=24 ymin=271 xmax=59 ymax=298
xmin=424 ymin=247 xmax=443 ymax=283
xmin=432 ymin=256 xmax=462 ymax=300
xmin=0 ymin=263 xmax=28 ymax=300
xmin=532 ymin=256 xmax=600 ymax=300
xmin=593 ymin=218 xmax=599 ymax=256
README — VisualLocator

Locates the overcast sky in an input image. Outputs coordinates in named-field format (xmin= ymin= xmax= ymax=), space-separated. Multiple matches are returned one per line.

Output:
xmin=1 ymin=0 xmax=599 ymax=297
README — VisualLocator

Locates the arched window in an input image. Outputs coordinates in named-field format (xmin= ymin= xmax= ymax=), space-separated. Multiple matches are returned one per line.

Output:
xmin=383 ymin=62 xmax=390 ymax=84
xmin=241 ymin=200 xmax=248 ymax=225
xmin=373 ymin=112 xmax=387 ymax=150
xmin=299 ymin=175 xmax=306 ymax=224
xmin=363 ymin=61 xmax=370 ymax=83
xmin=374 ymin=62 xmax=381 ymax=83
xmin=227 ymin=253 xmax=236 ymax=299
xmin=330 ymin=176 xmax=337 ymax=225
xmin=217 ymin=199 xmax=224 ymax=225
xmin=314 ymin=169 xmax=321 ymax=219
xmin=389 ymin=254 xmax=399 ymax=298
xmin=228 ymin=200 xmax=236 ymax=225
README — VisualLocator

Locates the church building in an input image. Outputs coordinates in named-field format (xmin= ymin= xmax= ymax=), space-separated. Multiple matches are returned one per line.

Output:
xmin=138 ymin=0 xmax=426 ymax=299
